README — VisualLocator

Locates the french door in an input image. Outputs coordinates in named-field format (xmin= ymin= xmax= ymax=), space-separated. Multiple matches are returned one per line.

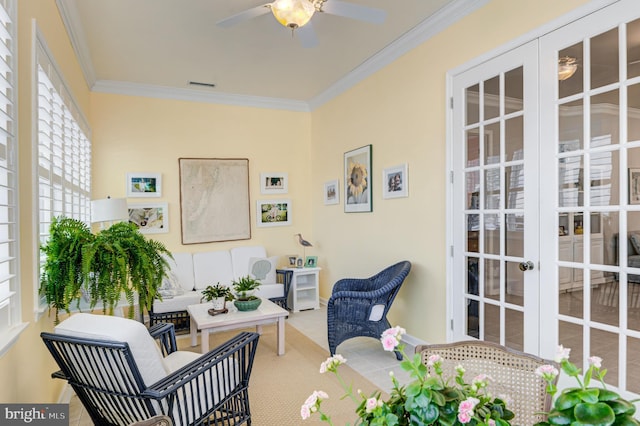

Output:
xmin=451 ymin=0 xmax=640 ymax=394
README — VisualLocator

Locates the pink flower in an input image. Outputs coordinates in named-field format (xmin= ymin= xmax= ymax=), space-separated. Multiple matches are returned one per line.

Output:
xmin=535 ymin=364 xmax=559 ymax=380
xmin=381 ymin=335 xmax=399 ymax=351
xmin=555 ymin=345 xmax=571 ymax=363
xmin=320 ymin=355 xmax=347 ymax=373
xmin=459 ymin=397 xmax=479 ymax=413
xmin=488 ymin=419 xmax=496 ymax=426
xmin=472 ymin=373 xmax=492 ymax=387
xmin=458 ymin=412 xmax=471 ymax=423
xmin=426 ymin=354 xmax=442 ymax=367
xmin=300 ymin=403 xmax=311 ymax=420
xmin=589 ymin=356 xmax=602 ymax=368
xmin=365 ymin=397 xmax=379 ymax=413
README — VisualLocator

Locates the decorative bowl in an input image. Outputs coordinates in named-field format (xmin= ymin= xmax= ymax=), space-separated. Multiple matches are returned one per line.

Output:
xmin=234 ymin=298 xmax=262 ymax=311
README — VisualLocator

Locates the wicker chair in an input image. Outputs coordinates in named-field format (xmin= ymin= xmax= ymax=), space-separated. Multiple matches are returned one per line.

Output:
xmin=41 ymin=313 xmax=259 ymax=426
xmin=327 ymin=261 xmax=411 ymax=360
xmin=415 ymin=340 xmax=558 ymax=426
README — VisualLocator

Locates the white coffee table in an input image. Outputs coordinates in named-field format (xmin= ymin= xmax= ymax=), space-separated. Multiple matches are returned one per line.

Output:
xmin=187 ymin=298 xmax=289 ymax=355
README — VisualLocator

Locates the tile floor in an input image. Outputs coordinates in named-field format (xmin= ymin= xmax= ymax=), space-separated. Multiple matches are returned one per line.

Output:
xmin=68 ymin=304 xmax=412 ymax=425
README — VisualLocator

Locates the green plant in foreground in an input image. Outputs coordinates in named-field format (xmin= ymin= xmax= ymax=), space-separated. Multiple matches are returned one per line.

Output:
xmin=302 ymin=326 xmax=514 ymax=426
xmin=534 ymin=346 xmax=639 ymax=426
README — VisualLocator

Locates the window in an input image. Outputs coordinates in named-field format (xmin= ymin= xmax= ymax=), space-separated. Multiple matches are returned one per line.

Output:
xmin=0 ymin=0 xmax=22 ymax=356
xmin=35 ymin=30 xmax=91 ymax=310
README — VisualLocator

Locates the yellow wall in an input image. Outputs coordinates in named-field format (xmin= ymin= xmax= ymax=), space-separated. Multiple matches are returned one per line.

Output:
xmin=0 ymin=0 xmax=595 ymax=404
xmin=90 ymin=93 xmax=312 ymax=255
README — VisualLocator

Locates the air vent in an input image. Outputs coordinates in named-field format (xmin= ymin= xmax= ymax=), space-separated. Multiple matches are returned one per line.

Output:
xmin=188 ymin=81 xmax=216 ymax=88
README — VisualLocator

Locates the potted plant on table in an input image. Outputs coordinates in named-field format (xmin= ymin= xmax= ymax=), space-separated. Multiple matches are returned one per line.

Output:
xmin=201 ymin=283 xmax=234 ymax=311
xmin=232 ymin=275 xmax=262 ymax=311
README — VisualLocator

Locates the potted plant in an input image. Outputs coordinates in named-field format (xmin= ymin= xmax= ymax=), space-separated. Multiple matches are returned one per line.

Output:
xmin=82 ymin=221 xmax=172 ymax=318
xmin=535 ymin=345 xmax=640 ymax=426
xmin=232 ymin=275 xmax=262 ymax=311
xmin=201 ymin=283 xmax=234 ymax=310
xmin=40 ymin=217 xmax=172 ymax=323
xmin=39 ymin=217 xmax=94 ymax=324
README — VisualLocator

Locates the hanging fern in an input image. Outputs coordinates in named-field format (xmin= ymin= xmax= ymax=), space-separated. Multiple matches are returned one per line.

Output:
xmin=39 ymin=216 xmax=94 ymax=323
xmin=40 ymin=217 xmax=172 ymax=322
xmin=82 ymin=221 xmax=172 ymax=318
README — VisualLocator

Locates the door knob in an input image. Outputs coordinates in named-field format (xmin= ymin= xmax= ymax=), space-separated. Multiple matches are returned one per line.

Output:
xmin=519 ymin=261 xmax=535 ymax=271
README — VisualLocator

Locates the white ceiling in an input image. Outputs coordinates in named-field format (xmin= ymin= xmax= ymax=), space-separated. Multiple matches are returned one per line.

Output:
xmin=56 ymin=0 xmax=488 ymax=111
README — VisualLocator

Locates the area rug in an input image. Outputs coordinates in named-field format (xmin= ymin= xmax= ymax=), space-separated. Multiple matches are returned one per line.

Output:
xmin=193 ymin=324 xmax=387 ymax=425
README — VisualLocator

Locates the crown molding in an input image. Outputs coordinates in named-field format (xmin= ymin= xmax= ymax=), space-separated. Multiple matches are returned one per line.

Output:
xmin=58 ymin=0 xmax=489 ymax=111
xmin=92 ymin=80 xmax=311 ymax=112
xmin=308 ymin=0 xmax=490 ymax=110
xmin=56 ymin=0 xmax=96 ymax=87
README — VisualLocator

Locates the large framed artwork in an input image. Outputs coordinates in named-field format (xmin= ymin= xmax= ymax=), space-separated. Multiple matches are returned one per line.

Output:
xmin=344 ymin=145 xmax=372 ymax=212
xmin=128 ymin=203 xmax=168 ymax=234
xmin=179 ymin=158 xmax=251 ymax=244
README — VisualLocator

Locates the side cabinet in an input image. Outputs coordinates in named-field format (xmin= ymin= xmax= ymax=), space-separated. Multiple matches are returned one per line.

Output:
xmin=285 ymin=267 xmax=320 ymax=312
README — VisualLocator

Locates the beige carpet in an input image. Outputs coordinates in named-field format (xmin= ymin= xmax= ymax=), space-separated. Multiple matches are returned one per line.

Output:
xmin=199 ymin=324 xmax=386 ymax=425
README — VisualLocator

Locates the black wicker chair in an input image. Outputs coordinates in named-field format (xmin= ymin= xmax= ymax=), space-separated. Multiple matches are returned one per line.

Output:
xmin=41 ymin=313 xmax=259 ymax=426
xmin=327 ymin=261 xmax=411 ymax=360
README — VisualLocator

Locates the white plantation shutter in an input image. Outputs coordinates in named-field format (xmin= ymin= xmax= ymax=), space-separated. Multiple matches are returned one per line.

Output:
xmin=0 ymin=0 xmax=22 ymax=355
xmin=36 ymin=31 xmax=91 ymax=307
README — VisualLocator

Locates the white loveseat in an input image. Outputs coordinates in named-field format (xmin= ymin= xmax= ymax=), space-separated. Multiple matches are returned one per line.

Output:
xmin=150 ymin=246 xmax=291 ymax=331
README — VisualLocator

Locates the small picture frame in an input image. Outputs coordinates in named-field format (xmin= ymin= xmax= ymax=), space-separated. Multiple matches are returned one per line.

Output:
xmin=296 ymin=258 xmax=304 ymax=268
xmin=260 ymin=172 xmax=288 ymax=194
xmin=127 ymin=172 xmax=162 ymax=197
xmin=256 ymin=199 xmax=291 ymax=227
xmin=630 ymin=168 xmax=640 ymax=205
xmin=304 ymin=256 xmax=318 ymax=268
xmin=287 ymin=255 xmax=299 ymax=267
xmin=324 ymin=179 xmax=339 ymax=205
xmin=128 ymin=202 xmax=168 ymax=234
xmin=382 ymin=163 xmax=408 ymax=199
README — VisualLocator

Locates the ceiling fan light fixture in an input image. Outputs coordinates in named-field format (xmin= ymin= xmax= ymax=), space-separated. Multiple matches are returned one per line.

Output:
xmin=558 ymin=56 xmax=578 ymax=81
xmin=270 ymin=0 xmax=315 ymax=29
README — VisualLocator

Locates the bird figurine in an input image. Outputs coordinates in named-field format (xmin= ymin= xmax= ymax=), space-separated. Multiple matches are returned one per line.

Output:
xmin=295 ymin=233 xmax=313 ymax=260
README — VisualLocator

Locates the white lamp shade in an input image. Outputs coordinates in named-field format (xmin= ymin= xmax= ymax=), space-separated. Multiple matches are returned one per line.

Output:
xmin=91 ymin=197 xmax=128 ymax=223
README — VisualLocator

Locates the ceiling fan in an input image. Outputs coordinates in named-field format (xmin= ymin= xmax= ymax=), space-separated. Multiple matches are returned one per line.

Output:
xmin=216 ymin=0 xmax=386 ymax=48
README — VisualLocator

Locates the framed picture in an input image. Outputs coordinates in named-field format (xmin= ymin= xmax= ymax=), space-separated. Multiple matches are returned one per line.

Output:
xmin=287 ymin=254 xmax=299 ymax=268
xmin=382 ymin=163 xmax=408 ymax=199
xmin=630 ymin=168 xmax=640 ymax=205
xmin=127 ymin=173 xmax=161 ymax=197
xmin=179 ymin=158 xmax=251 ymax=244
xmin=128 ymin=203 xmax=168 ymax=234
xmin=324 ymin=179 xmax=339 ymax=205
xmin=256 ymin=199 xmax=291 ymax=227
xmin=304 ymin=256 xmax=318 ymax=268
xmin=344 ymin=145 xmax=372 ymax=213
xmin=260 ymin=172 xmax=288 ymax=194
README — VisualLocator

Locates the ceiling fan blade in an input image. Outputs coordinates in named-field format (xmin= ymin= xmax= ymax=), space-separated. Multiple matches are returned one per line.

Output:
xmin=320 ymin=1 xmax=386 ymax=24
xmin=297 ymin=22 xmax=319 ymax=48
xmin=216 ymin=4 xmax=271 ymax=28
